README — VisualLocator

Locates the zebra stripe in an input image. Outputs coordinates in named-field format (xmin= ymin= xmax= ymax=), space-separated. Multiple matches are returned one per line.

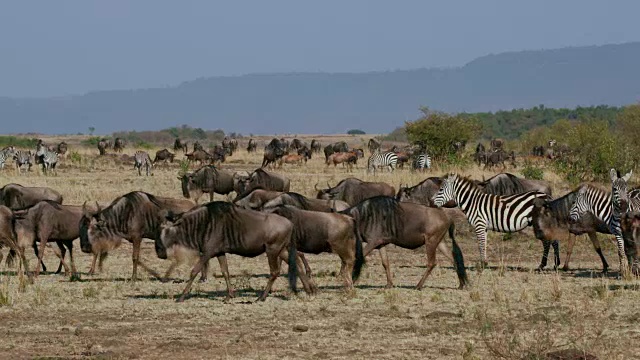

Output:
xmin=0 ymin=146 xmax=15 ymax=170
xmin=134 ymin=151 xmax=153 ymax=176
xmin=366 ymin=150 xmax=398 ymax=174
xmin=569 ymin=170 xmax=637 ymax=273
xmin=13 ymin=150 xmax=32 ymax=173
xmin=36 ymin=145 xmax=58 ymax=174
xmin=433 ymin=173 xmax=549 ymax=266
xmin=412 ymin=154 xmax=431 ymax=171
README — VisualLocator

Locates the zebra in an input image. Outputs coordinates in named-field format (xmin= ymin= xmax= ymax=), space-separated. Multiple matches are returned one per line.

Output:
xmin=569 ymin=169 xmax=637 ymax=274
xmin=35 ymin=144 xmax=58 ymax=175
xmin=432 ymin=173 xmax=550 ymax=268
xmin=0 ymin=146 xmax=16 ymax=170
xmin=366 ymin=150 xmax=398 ymax=174
xmin=133 ymin=151 xmax=153 ymax=176
xmin=13 ymin=150 xmax=32 ymax=173
xmin=412 ymin=154 xmax=431 ymax=172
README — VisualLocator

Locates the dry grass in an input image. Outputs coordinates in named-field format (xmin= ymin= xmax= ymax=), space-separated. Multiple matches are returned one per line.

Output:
xmin=0 ymin=135 xmax=638 ymax=359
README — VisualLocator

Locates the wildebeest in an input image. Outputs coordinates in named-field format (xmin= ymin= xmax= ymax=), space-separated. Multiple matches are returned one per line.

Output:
xmin=113 ymin=138 xmax=125 ymax=153
xmin=367 ymin=138 xmax=381 ymax=154
xmin=185 ymin=149 xmax=213 ymax=167
xmin=396 ymin=177 xmax=452 ymax=207
xmin=341 ymin=196 xmax=468 ymax=289
xmin=173 ymin=138 xmax=188 ymax=153
xmin=531 ymin=188 xmax=612 ymax=273
xmin=79 ymin=192 xmax=195 ymax=280
xmin=234 ymin=168 xmax=291 ymax=200
xmin=620 ymin=211 xmax=640 ymax=275
xmin=262 ymin=138 xmax=286 ymax=168
xmin=265 ymin=205 xmax=364 ymax=290
xmin=57 ymin=142 xmax=68 ymax=156
xmin=310 ymin=139 xmax=322 ymax=154
xmin=475 ymin=173 xmax=552 ymax=197
xmin=233 ymin=188 xmax=284 ymax=210
xmin=246 ymin=138 xmax=258 ymax=153
xmin=0 ymin=205 xmax=30 ymax=278
xmin=262 ymin=192 xmax=350 ymax=212
xmin=97 ymin=139 xmax=108 ymax=155
xmin=484 ymin=149 xmax=516 ymax=169
xmin=290 ymin=138 xmax=304 ymax=150
xmin=278 ymin=153 xmax=309 ymax=167
xmin=316 ymin=178 xmax=395 ymax=206
xmin=179 ymin=165 xmax=235 ymax=204
xmin=209 ymin=145 xmax=227 ymax=165
xmin=13 ymin=201 xmax=83 ymax=277
xmin=532 ymin=145 xmax=545 ymax=157
xmin=490 ymin=138 xmax=504 ymax=151
xmin=324 ymin=141 xmax=349 ymax=161
xmin=153 ymin=149 xmax=176 ymax=167
xmin=0 ymin=183 xmax=63 ymax=210
xmin=157 ymin=201 xmax=313 ymax=301
xmin=325 ymin=151 xmax=360 ymax=172
xmin=193 ymin=141 xmax=204 ymax=152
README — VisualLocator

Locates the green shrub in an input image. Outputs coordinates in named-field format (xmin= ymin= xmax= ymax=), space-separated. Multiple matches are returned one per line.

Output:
xmin=81 ymin=136 xmax=103 ymax=147
xmin=521 ymin=163 xmax=544 ymax=180
xmin=347 ymin=129 xmax=366 ymax=135
xmin=0 ymin=136 xmax=38 ymax=148
xmin=68 ymin=151 xmax=83 ymax=164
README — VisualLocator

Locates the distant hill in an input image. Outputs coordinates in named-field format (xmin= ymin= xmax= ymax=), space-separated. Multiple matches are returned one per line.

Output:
xmin=1 ymin=42 xmax=639 ymax=135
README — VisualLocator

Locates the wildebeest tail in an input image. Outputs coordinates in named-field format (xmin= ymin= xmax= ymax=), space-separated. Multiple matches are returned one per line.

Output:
xmin=449 ymin=223 xmax=468 ymax=289
xmin=287 ymin=235 xmax=298 ymax=294
xmin=352 ymin=221 xmax=365 ymax=281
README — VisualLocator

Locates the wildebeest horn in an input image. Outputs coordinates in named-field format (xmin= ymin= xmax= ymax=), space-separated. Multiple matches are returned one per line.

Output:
xmin=314 ymin=183 xmax=319 ymax=191
xmin=95 ymin=201 xmax=102 ymax=213
xmin=326 ymin=181 xmax=331 ymax=189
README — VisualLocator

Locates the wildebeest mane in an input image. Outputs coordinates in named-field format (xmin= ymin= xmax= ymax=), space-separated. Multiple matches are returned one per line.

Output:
xmin=97 ymin=192 xmax=164 ymax=235
xmin=343 ymin=196 xmax=403 ymax=240
xmin=169 ymin=202 xmax=245 ymax=251
xmin=541 ymin=188 xmax=578 ymax=221
xmin=478 ymin=173 xmax=527 ymax=196
xmin=282 ymin=192 xmax=312 ymax=210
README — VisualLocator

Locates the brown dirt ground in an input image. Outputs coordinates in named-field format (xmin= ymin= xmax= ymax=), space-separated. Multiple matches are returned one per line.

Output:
xmin=0 ymin=135 xmax=638 ymax=359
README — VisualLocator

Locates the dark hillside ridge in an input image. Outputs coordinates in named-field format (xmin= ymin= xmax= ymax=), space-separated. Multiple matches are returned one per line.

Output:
xmin=1 ymin=42 xmax=639 ymax=135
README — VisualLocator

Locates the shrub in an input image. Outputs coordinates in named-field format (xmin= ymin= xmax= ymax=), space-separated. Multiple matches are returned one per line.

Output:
xmin=347 ymin=129 xmax=366 ymax=135
xmin=0 ymin=136 xmax=38 ymax=148
xmin=81 ymin=136 xmax=103 ymax=147
xmin=521 ymin=163 xmax=544 ymax=180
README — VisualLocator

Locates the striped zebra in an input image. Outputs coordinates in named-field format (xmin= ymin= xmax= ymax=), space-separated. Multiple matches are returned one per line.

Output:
xmin=0 ymin=146 xmax=16 ymax=170
xmin=13 ymin=150 xmax=32 ymax=173
xmin=412 ymin=154 xmax=431 ymax=172
xmin=433 ymin=173 xmax=549 ymax=267
xmin=366 ymin=150 xmax=398 ymax=174
xmin=35 ymin=144 xmax=58 ymax=174
xmin=134 ymin=151 xmax=153 ymax=176
xmin=569 ymin=169 xmax=637 ymax=274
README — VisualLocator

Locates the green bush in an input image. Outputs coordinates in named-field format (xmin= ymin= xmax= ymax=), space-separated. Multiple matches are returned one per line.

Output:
xmin=0 ymin=136 xmax=38 ymax=148
xmin=81 ymin=136 xmax=104 ymax=147
xmin=347 ymin=129 xmax=366 ymax=135
xmin=521 ymin=163 xmax=544 ymax=180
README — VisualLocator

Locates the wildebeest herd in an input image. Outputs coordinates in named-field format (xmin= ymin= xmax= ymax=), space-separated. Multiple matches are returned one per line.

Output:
xmin=1 ymin=138 xmax=639 ymax=305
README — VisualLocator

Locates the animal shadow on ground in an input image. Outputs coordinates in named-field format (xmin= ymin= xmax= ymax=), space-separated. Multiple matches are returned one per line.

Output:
xmin=128 ymin=289 xmax=288 ymax=302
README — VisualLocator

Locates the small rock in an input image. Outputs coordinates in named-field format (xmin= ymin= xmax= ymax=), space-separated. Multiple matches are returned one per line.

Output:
xmin=293 ymin=325 xmax=309 ymax=332
xmin=543 ymin=349 xmax=598 ymax=360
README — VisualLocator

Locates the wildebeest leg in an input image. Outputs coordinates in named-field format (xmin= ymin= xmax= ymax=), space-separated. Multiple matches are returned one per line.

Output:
xmin=34 ymin=236 xmax=51 ymax=276
xmin=416 ymin=235 xmax=439 ymax=290
xmin=98 ymin=252 xmax=108 ymax=273
xmin=437 ymin=241 xmax=453 ymax=264
xmin=296 ymin=253 xmax=317 ymax=291
xmin=216 ymin=255 xmax=235 ymax=299
xmin=88 ymin=253 xmax=99 ymax=275
xmin=162 ymin=260 xmax=178 ymax=281
xmin=131 ymin=237 xmax=141 ymax=280
xmin=198 ymin=258 xmax=210 ymax=282
xmin=65 ymin=240 xmax=77 ymax=276
xmin=177 ymin=255 xmax=210 ymax=302
xmin=276 ymin=249 xmax=313 ymax=297
xmin=552 ymin=240 xmax=560 ymax=269
xmin=362 ymin=238 xmax=393 ymax=287
xmin=378 ymin=248 xmax=393 ymax=288
xmin=28 ymin=244 xmax=48 ymax=272
xmin=54 ymin=243 xmax=65 ymax=274
xmin=538 ymin=240 xmax=551 ymax=270
xmin=587 ymin=232 xmax=608 ymax=273
xmin=562 ymin=234 xmax=577 ymax=271
xmin=49 ymin=240 xmax=70 ymax=276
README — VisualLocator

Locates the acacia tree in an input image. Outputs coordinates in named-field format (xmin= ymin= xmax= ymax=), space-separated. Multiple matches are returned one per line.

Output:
xmin=405 ymin=112 xmax=481 ymax=161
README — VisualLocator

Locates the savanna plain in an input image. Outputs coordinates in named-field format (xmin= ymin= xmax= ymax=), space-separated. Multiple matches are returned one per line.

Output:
xmin=0 ymin=134 xmax=639 ymax=360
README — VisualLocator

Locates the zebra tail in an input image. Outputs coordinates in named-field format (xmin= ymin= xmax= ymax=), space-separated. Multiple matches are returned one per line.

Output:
xmin=449 ymin=223 xmax=469 ymax=289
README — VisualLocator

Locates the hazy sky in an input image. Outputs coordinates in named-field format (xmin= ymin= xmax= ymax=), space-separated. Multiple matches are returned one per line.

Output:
xmin=1 ymin=0 xmax=638 ymax=97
